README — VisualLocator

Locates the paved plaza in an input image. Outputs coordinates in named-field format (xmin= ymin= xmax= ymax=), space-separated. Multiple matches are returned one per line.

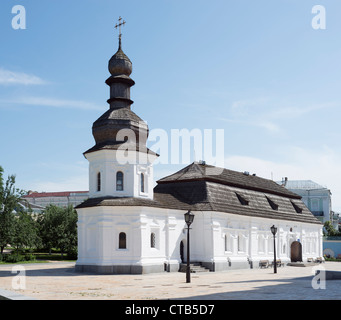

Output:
xmin=0 ymin=261 xmax=341 ymax=300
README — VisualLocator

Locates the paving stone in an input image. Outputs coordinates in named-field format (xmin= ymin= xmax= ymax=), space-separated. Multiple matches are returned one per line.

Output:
xmin=0 ymin=262 xmax=341 ymax=300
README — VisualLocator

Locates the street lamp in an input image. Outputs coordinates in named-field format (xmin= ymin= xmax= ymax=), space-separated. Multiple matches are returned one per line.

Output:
xmin=184 ymin=210 xmax=195 ymax=283
xmin=270 ymin=225 xmax=277 ymax=274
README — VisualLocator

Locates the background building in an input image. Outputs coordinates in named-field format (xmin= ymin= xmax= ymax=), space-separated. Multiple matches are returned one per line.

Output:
xmin=278 ymin=179 xmax=340 ymax=230
xmin=23 ymin=191 xmax=89 ymax=212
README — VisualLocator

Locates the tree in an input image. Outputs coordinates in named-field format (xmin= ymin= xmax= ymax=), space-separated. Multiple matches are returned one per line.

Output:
xmin=0 ymin=166 xmax=25 ymax=254
xmin=324 ymin=220 xmax=340 ymax=237
xmin=37 ymin=205 xmax=59 ymax=254
xmin=38 ymin=204 xmax=77 ymax=258
xmin=12 ymin=210 xmax=40 ymax=251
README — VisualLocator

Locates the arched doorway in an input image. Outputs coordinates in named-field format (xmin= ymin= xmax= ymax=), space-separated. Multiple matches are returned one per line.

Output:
xmin=291 ymin=241 xmax=302 ymax=262
xmin=180 ymin=240 xmax=185 ymax=263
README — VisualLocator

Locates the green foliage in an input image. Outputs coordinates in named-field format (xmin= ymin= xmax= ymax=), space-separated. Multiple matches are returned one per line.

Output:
xmin=324 ymin=256 xmax=341 ymax=262
xmin=3 ymin=251 xmax=25 ymax=263
xmin=12 ymin=211 xmax=41 ymax=251
xmin=66 ymin=247 xmax=78 ymax=260
xmin=38 ymin=204 xmax=78 ymax=257
xmin=0 ymin=166 xmax=26 ymax=253
xmin=24 ymin=253 xmax=36 ymax=261
xmin=323 ymin=221 xmax=341 ymax=237
xmin=4 ymin=254 xmax=23 ymax=263
xmin=0 ymin=165 xmax=78 ymax=262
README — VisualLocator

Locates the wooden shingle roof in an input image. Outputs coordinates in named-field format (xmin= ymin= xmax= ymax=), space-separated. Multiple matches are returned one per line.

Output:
xmin=153 ymin=180 xmax=320 ymax=224
xmin=77 ymin=162 xmax=322 ymax=225
xmin=157 ymin=162 xmax=300 ymax=199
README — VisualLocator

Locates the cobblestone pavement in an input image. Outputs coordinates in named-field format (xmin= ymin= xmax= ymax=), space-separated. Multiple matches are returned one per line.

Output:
xmin=0 ymin=262 xmax=341 ymax=300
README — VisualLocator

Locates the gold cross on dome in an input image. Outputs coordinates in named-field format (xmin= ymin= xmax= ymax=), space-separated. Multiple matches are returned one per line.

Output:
xmin=115 ymin=16 xmax=126 ymax=41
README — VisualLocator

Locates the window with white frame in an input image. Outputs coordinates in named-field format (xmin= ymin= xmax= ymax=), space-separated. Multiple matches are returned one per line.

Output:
xmin=238 ymin=234 xmax=245 ymax=252
xmin=258 ymin=234 xmax=265 ymax=253
xmin=118 ymin=232 xmax=126 ymax=249
xmin=141 ymin=173 xmax=145 ymax=193
xmin=268 ymin=236 xmax=273 ymax=253
xmin=116 ymin=171 xmax=124 ymax=191
xmin=97 ymin=172 xmax=101 ymax=192
xmin=224 ymin=233 xmax=233 ymax=252
xmin=150 ymin=232 xmax=156 ymax=248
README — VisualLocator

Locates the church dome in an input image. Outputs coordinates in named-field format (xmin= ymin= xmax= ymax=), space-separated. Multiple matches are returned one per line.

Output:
xmin=108 ymin=45 xmax=132 ymax=76
xmin=92 ymin=107 xmax=149 ymax=146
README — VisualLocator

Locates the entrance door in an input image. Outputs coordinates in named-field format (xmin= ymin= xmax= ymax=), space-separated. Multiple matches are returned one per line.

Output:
xmin=180 ymin=241 xmax=184 ymax=263
xmin=291 ymin=241 xmax=302 ymax=262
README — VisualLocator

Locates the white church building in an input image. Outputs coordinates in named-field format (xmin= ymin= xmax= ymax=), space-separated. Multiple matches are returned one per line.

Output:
xmin=75 ymin=25 xmax=323 ymax=274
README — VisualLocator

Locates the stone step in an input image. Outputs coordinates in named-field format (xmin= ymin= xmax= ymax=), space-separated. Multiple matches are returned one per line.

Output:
xmin=179 ymin=263 xmax=210 ymax=273
xmin=287 ymin=262 xmax=320 ymax=267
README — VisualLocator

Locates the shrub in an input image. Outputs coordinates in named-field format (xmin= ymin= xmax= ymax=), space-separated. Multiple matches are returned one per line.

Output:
xmin=67 ymin=247 xmax=78 ymax=260
xmin=5 ymin=253 xmax=25 ymax=263
xmin=24 ymin=253 xmax=36 ymax=261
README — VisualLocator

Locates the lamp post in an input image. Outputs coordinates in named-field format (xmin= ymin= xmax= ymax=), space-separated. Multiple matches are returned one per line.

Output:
xmin=270 ymin=225 xmax=277 ymax=274
xmin=184 ymin=210 xmax=195 ymax=283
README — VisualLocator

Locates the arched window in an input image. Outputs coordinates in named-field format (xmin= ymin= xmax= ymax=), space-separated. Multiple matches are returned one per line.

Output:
xmin=224 ymin=233 xmax=232 ymax=252
xmin=97 ymin=172 xmax=101 ymax=192
xmin=141 ymin=173 xmax=145 ymax=193
xmin=238 ymin=234 xmax=245 ymax=252
xmin=119 ymin=232 xmax=126 ymax=249
xmin=258 ymin=235 xmax=265 ymax=253
xmin=116 ymin=171 xmax=124 ymax=191
xmin=268 ymin=236 xmax=273 ymax=253
xmin=150 ymin=232 xmax=156 ymax=248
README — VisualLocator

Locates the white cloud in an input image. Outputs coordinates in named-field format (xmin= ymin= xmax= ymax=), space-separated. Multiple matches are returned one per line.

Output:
xmin=0 ymin=68 xmax=46 ymax=85
xmin=1 ymin=96 xmax=103 ymax=111
xmin=222 ymin=97 xmax=335 ymax=134
xmin=220 ymin=117 xmax=281 ymax=133
xmin=220 ymin=97 xmax=281 ymax=133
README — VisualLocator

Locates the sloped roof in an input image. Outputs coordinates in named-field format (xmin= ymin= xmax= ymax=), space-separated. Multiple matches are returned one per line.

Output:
xmin=77 ymin=162 xmax=321 ymax=225
xmin=93 ymin=107 xmax=145 ymax=127
xmin=24 ymin=191 xmax=88 ymax=198
xmin=83 ymin=142 xmax=159 ymax=156
xmin=158 ymin=162 xmax=301 ymax=199
xmin=153 ymin=180 xmax=320 ymax=224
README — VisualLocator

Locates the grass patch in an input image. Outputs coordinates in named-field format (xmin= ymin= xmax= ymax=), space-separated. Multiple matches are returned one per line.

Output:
xmin=0 ymin=251 xmax=76 ymax=264
xmin=0 ymin=259 xmax=48 ymax=265
xmin=324 ymin=257 xmax=341 ymax=262
xmin=34 ymin=253 xmax=76 ymax=261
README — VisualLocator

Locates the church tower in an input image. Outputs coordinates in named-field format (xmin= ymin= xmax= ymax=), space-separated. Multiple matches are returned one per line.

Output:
xmin=84 ymin=17 xmax=157 ymax=200
xmin=76 ymin=18 xmax=163 ymax=275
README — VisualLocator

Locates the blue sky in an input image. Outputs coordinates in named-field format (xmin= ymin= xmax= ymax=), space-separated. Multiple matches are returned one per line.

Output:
xmin=1 ymin=0 xmax=341 ymax=211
